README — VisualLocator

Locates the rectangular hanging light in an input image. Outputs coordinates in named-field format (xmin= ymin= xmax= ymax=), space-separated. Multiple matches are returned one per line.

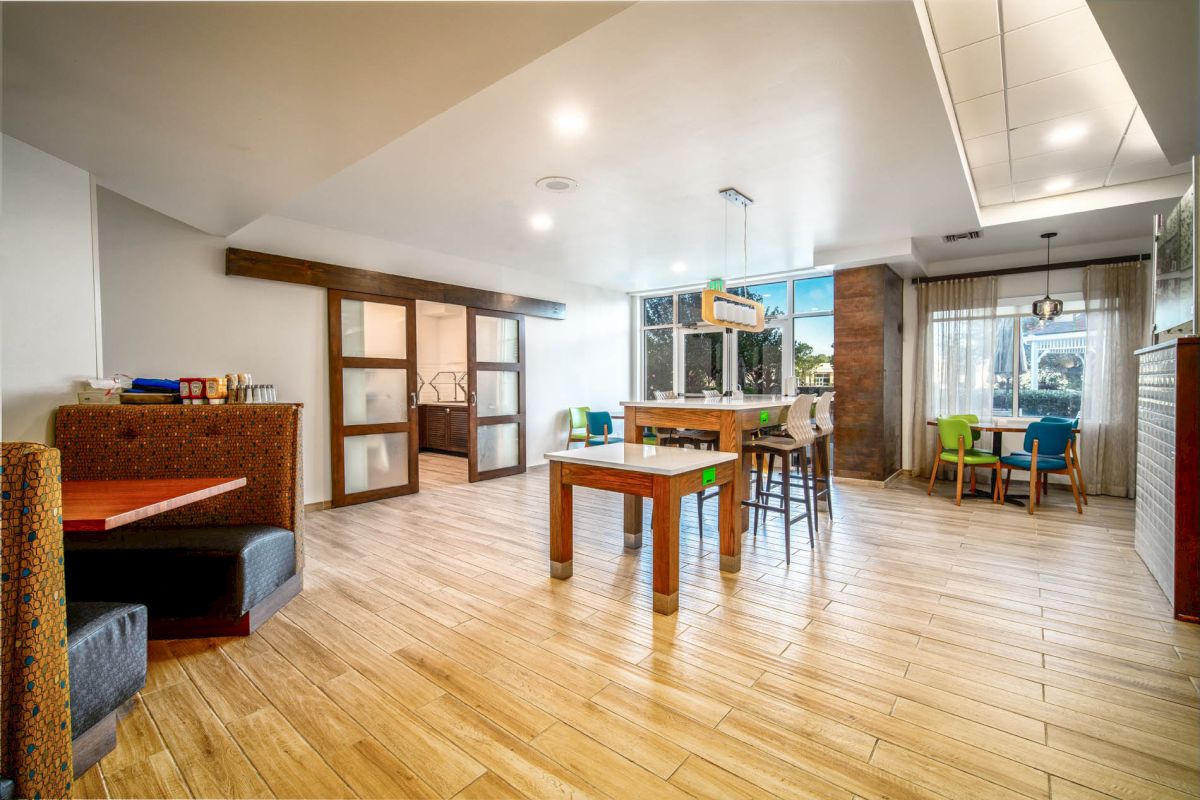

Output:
xmin=702 ymin=288 xmax=765 ymax=331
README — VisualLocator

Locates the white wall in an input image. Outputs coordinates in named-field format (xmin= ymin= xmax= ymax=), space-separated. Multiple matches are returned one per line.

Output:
xmin=1 ymin=136 xmax=102 ymax=443
xmin=900 ymin=267 xmax=1086 ymax=471
xmin=97 ymin=195 xmax=630 ymax=503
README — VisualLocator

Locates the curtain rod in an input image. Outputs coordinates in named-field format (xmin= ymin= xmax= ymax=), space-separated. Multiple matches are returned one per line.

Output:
xmin=914 ymin=253 xmax=1149 ymax=285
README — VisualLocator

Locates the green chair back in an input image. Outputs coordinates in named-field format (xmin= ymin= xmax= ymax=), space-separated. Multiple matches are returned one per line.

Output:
xmin=936 ymin=417 xmax=974 ymax=451
xmin=569 ymin=406 xmax=590 ymax=432
xmin=949 ymin=413 xmax=981 ymax=442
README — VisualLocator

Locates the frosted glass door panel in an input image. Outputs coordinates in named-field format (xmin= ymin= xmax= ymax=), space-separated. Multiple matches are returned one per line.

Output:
xmin=344 ymin=433 xmax=409 ymax=493
xmin=477 ymin=423 xmax=519 ymax=472
xmin=477 ymin=370 xmax=518 ymax=417
xmin=341 ymin=299 xmax=407 ymax=359
xmin=342 ymin=368 xmax=408 ymax=425
xmin=475 ymin=315 xmax=519 ymax=362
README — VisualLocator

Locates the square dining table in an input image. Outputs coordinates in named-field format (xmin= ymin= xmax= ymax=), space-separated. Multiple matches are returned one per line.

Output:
xmin=620 ymin=395 xmax=798 ymax=573
xmin=61 ymin=476 xmax=247 ymax=531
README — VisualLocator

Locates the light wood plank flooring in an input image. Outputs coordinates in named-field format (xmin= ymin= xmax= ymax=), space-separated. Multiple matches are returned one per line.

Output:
xmin=74 ymin=467 xmax=1200 ymax=799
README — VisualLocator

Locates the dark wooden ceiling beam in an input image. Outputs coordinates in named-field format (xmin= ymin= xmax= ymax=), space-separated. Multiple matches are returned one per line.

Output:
xmin=225 ymin=247 xmax=566 ymax=319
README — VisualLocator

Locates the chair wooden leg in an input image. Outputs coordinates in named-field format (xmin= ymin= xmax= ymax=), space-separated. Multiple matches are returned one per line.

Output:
xmin=970 ymin=466 xmax=977 ymax=494
xmin=1029 ymin=466 xmax=1038 ymax=515
xmin=955 ymin=460 xmax=964 ymax=506
xmin=927 ymin=456 xmax=940 ymax=496
xmin=992 ymin=466 xmax=1001 ymax=503
xmin=999 ymin=467 xmax=1008 ymax=504
xmin=1070 ymin=441 xmax=1089 ymax=505
xmin=1066 ymin=467 xmax=1083 ymax=514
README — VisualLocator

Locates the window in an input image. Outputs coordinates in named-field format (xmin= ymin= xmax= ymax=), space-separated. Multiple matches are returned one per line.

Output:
xmin=635 ymin=273 xmax=835 ymax=397
xmin=993 ymin=305 xmax=1086 ymax=418
xmin=792 ymin=276 xmax=834 ymax=388
xmin=643 ymin=295 xmax=673 ymax=326
xmin=643 ymin=330 xmax=674 ymax=398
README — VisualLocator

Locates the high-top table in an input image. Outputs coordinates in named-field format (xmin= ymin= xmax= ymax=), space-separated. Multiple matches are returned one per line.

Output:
xmin=620 ymin=395 xmax=797 ymax=573
xmin=545 ymin=443 xmax=737 ymax=614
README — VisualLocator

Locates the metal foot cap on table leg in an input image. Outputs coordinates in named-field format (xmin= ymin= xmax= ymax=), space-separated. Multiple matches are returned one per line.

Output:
xmin=720 ymin=553 xmax=742 ymax=573
xmin=624 ymin=532 xmax=643 ymax=549
xmin=653 ymin=591 xmax=679 ymax=615
xmin=550 ymin=560 xmax=573 ymax=580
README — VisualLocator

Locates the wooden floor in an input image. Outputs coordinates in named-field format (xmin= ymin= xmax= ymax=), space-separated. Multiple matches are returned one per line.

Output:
xmin=73 ymin=465 xmax=1200 ymax=800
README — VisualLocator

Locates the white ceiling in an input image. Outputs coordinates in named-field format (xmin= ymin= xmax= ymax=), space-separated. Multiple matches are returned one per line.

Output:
xmin=274 ymin=2 xmax=979 ymax=292
xmin=2 ymin=2 xmax=628 ymax=234
xmin=925 ymin=0 xmax=1190 ymax=207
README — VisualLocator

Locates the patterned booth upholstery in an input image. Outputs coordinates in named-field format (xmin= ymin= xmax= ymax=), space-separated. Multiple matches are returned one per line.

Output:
xmin=2 ymin=442 xmax=148 ymax=798
xmin=54 ymin=404 xmax=304 ymax=638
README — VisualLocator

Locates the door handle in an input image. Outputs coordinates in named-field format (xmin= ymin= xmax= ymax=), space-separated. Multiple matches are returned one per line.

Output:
xmin=469 ymin=392 xmax=477 ymax=406
xmin=410 ymin=392 xmax=417 ymax=407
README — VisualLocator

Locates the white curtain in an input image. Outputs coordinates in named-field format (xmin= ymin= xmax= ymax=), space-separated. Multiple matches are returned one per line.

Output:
xmin=910 ymin=276 xmax=998 ymax=477
xmin=1080 ymin=260 xmax=1148 ymax=498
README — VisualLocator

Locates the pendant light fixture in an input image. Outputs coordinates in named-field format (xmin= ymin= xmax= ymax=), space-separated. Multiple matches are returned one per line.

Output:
xmin=1032 ymin=232 xmax=1063 ymax=322
xmin=702 ymin=187 xmax=765 ymax=332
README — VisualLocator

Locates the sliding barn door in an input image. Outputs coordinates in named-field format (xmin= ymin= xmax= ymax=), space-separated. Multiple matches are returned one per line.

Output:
xmin=329 ymin=290 xmax=419 ymax=506
xmin=467 ymin=309 xmax=526 ymax=482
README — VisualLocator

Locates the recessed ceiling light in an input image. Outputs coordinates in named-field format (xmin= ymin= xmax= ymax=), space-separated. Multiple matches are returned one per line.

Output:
xmin=552 ymin=109 xmax=588 ymax=136
xmin=535 ymin=176 xmax=579 ymax=193
xmin=671 ymin=261 xmax=687 ymax=273
xmin=1045 ymin=123 xmax=1088 ymax=147
xmin=530 ymin=212 xmax=554 ymax=232
xmin=1043 ymin=177 xmax=1074 ymax=193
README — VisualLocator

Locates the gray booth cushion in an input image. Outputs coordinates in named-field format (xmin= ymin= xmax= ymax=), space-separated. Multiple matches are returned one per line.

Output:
xmin=66 ymin=602 xmax=147 ymax=736
xmin=65 ymin=525 xmax=296 ymax=621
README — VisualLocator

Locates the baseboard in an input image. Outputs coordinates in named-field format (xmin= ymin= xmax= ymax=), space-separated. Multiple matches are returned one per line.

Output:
xmin=148 ymin=571 xmax=303 ymax=639
xmin=834 ymin=471 xmax=902 ymax=488
xmin=304 ymin=500 xmax=331 ymax=512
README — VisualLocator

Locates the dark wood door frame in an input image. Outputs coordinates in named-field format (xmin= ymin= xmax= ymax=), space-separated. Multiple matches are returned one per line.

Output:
xmin=228 ymin=247 xmax=565 ymax=319
xmin=467 ymin=308 xmax=527 ymax=482
xmin=328 ymin=289 xmax=420 ymax=507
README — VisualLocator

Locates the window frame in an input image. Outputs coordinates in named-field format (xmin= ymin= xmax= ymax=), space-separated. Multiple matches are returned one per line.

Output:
xmin=992 ymin=295 xmax=1086 ymax=420
xmin=633 ymin=272 xmax=835 ymax=399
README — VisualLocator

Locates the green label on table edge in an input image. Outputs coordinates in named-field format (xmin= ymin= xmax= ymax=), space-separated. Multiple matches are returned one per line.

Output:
xmin=759 ymin=410 xmax=770 ymax=423
xmin=702 ymin=467 xmax=716 ymax=485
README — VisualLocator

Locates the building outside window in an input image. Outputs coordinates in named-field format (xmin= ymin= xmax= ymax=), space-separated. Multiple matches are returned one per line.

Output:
xmin=993 ymin=304 xmax=1087 ymax=418
xmin=635 ymin=274 xmax=835 ymax=398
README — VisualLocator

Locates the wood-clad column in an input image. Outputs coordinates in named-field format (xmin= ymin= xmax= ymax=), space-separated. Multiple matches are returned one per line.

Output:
xmin=832 ymin=264 xmax=903 ymax=483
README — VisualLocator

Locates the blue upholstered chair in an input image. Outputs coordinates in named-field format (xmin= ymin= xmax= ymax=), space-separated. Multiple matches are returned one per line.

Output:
xmin=584 ymin=411 xmax=623 ymax=446
xmin=999 ymin=420 xmax=1082 ymax=514
xmin=1009 ymin=417 xmax=1087 ymax=506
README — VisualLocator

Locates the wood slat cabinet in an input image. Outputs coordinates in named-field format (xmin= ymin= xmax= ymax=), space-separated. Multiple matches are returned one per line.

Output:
xmin=419 ymin=403 xmax=468 ymax=454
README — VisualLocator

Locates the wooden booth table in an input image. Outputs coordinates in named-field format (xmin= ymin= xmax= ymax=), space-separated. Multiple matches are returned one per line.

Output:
xmin=62 ymin=477 xmax=247 ymax=531
xmin=545 ymin=443 xmax=737 ymax=614
xmin=620 ymin=395 xmax=798 ymax=572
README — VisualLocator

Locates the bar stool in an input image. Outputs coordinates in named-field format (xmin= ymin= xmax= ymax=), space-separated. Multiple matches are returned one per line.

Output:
xmin=765 ymin=391 xmax=835 ymax=524
xmin=743 ymin=394 xmax=818 ymax=563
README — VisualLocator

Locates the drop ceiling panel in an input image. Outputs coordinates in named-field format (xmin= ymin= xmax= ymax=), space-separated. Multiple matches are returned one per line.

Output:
xmin=1010 ymin=143 xmax=1119 ymax=183
xmin=1003 ymin=7 xmax=1112 ymax=87
xmin=1114 ymin=108 xmax=1166 ymax=166
xmin=1012 ymin=166 xmax=1107 ymax=202
xmin=941 ymin=36 xmax=1003 ymax=102
xmin=955 ymin=91 xmax=1007 ymax=139
xmin=1008 ymin=104 xmax=1133 ymax=160
xmin=964 ymin=131 xmax=1010 ymax=167
xmin=1000 ymin=0 xmax=1085 ymax=32
xmin=1107 ymin=157 xmax=1190 ymax=186
xmin=1006 ymin=61 xmax=1133 ymax=129
xmin=976 ymin=184 xmax=1014 ymax=205
xmin=926 ymin=0 xmax=998 ymax=52
xmin=972 ymin=161 xmax=1011 ymax=189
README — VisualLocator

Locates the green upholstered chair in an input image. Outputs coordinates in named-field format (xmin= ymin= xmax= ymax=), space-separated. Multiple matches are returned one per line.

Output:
xmin=999 ymin=420 xmax=1081 ymax=515
xmin=567 ymin=407 xmax=591 ymax=448
xmin=927 ymin=417 xmax=1001 ymax=505
xmin=584 ymin=411 xmax=623 ymax=446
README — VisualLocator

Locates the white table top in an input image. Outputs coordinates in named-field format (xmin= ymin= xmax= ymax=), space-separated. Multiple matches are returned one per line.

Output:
xmin=621 ymin=394 xmax=798 ymax=411
xmin=544 ymin=443 xmax=737 ymax=476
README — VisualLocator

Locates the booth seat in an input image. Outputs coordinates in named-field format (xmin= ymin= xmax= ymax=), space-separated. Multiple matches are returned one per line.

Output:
xmin=2 ymin=442 xmax=148 ymax=796
xmin=54 ymin=404 xmax=304 ymax=639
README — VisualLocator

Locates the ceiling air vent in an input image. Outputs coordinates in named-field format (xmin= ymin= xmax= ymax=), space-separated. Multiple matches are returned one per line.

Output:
xmin=942 ymin=230 xmax=982 ymax=243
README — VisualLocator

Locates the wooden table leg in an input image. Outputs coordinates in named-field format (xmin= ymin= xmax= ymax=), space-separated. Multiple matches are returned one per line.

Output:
xmin=717 ymin=473 xmax=738 ymax=573
xmin=719 ymin=412 xmax=749 ymax=534
xmin=624 ymin=408 xmax=643 ymax=547
xmin=549 ymin=462 xmax=572 ymax=579
xmin=651 ymin=475 xmax=680 ymax=614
